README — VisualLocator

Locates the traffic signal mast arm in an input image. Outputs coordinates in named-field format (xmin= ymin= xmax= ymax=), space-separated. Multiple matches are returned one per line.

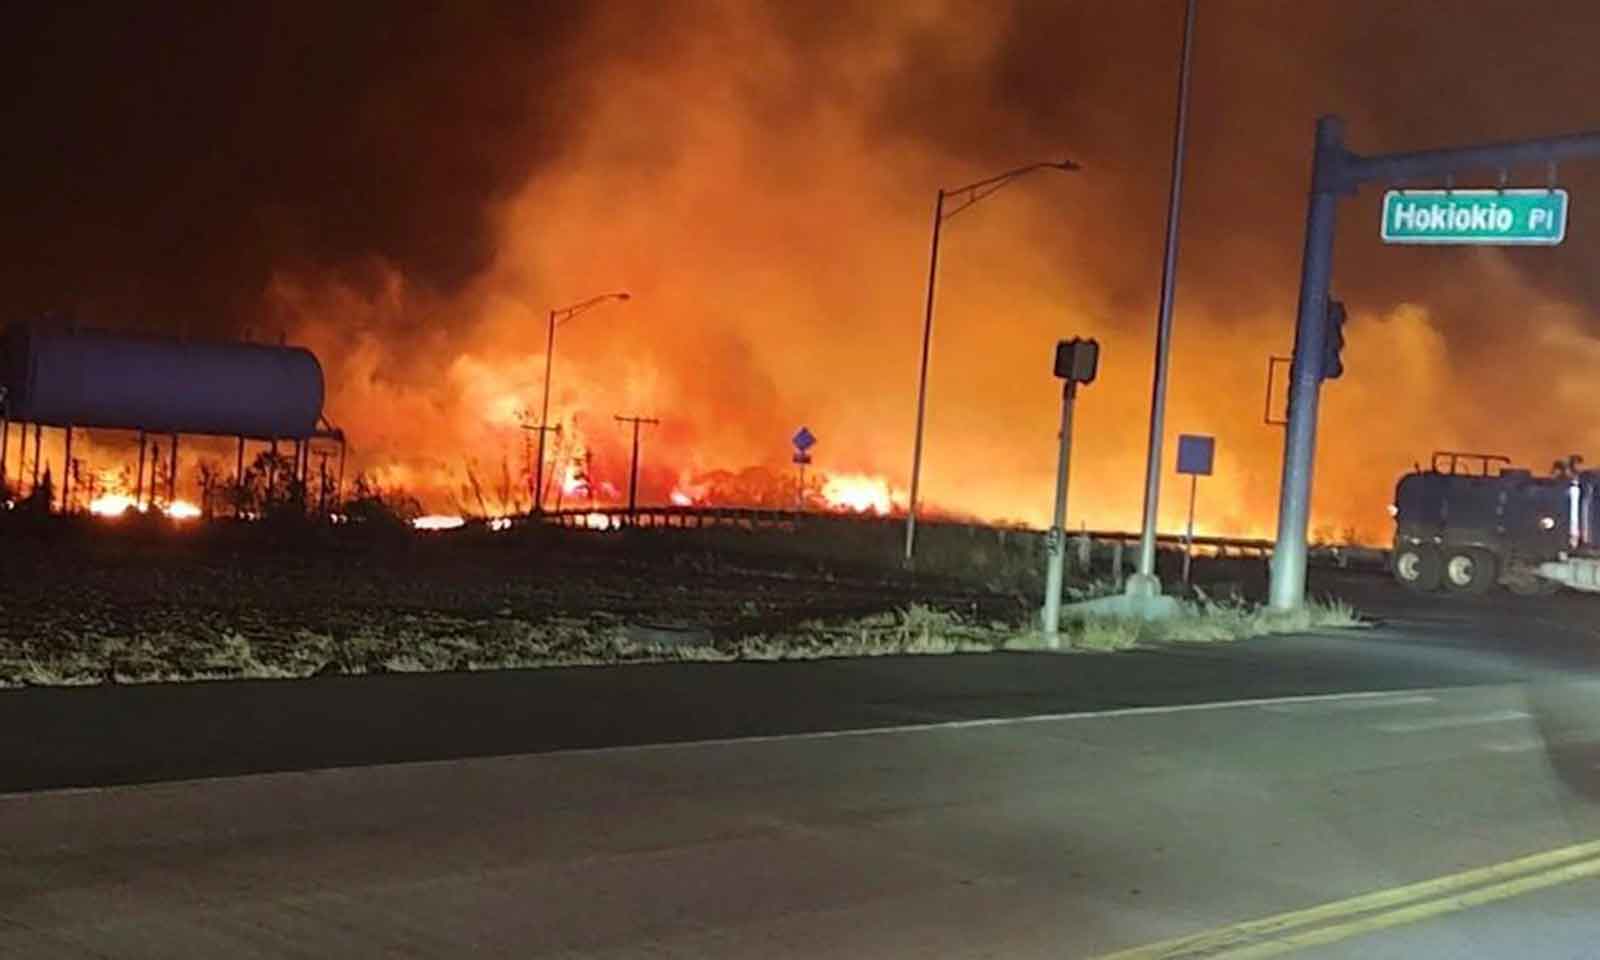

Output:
xmin=1316 ymin=127 xmax=1600 ymax=195
xmin=1271 ymin=117 xmax=1600 ymax=611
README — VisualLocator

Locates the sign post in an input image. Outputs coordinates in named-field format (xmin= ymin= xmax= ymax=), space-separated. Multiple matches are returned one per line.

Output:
xmin=1176 ymin=434 xmax=1214 ymax=586
xmin=792 ymin=427 xmax=815 ymax=511
xmin=1042 ymin=338 xmax=1099 ymax=646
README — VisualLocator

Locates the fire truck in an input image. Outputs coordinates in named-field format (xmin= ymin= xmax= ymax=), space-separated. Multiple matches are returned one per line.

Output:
xmin=1390 ymin=451 xmax=1600 ymax=595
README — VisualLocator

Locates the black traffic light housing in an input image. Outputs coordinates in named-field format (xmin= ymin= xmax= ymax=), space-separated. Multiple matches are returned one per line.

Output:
xmin=1322 ymin=298 xmax=1346 ymax=380
xmin=1053 ymin=337 xmax=1100 ymax=384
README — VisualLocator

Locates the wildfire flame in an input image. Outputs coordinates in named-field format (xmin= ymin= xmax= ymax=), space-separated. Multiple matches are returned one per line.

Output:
xmin=87 ymin=494 xmax=140 ymax=517
xmin=821 ymin=474 xmax=894 ymax=516
xmin=560 ymin=463 xmax=586 ymax=496
xmin=86 ymin=494 xmax=202 ymax=521
xmin=669 ymin=490 xmax=693 ymax=506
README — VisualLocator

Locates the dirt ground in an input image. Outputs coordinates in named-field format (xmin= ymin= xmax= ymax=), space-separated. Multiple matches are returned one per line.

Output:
xmin=0 ymin=516 xmax=1036 ymax=684
xmin=0 ymin=511 xmax=1383 ymax=686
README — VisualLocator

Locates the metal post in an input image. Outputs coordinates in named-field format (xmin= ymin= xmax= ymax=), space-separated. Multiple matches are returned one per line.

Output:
xmin=1182 ymin=473 xmax=1198 ymax=586
xmin=904 ymin=188 xmax=946 ymax=566
xmin=1269 ymin=116 xmax=1344 ymax=610
xmin=136 ymin=430 xmax=147 ymax=506
xmin=61 ymin=426 xmax=73 ymax=513
xmin=534 ymin=309 xmax=556 ymax=513
xmin=797 ymin=460 xmax=806 ymax=511
xmin=1041 ymin=380 xmax=1078 ymax=647
xmin=32 ymin=423 xmax=42 ymax=492
xmin=1133 ymin=0 xmax=1197 ymax=593
xmin=336 ymin=438 xmax=347 ymax=509
xmin=235 ymin=436 xmax=245 ymax=486
xmin=147 ymin=444 xmax=159 ymax=510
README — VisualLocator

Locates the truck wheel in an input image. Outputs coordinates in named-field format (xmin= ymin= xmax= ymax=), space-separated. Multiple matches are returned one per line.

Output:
xmin=1442 ymin=548 xmax=1496 ymax=595
xmin=1393 ymin=545 xmax=1442 ymax=592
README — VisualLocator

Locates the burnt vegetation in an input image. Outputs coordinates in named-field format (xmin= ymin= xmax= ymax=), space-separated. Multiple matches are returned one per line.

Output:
xmin=0 ymin=512 xmax=1045 ymax=686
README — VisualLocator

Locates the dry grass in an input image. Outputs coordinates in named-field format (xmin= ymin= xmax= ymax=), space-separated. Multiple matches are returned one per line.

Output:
xmin=0 ymin=603 xmax=1022 ymax=686
xmin=1047 ymin=593 xmax=1365 ymax=653
xmin=736 ymin=604 xmax=1007 ymax=660
xmin=0 ymin=573 xmax=1364 ymax=686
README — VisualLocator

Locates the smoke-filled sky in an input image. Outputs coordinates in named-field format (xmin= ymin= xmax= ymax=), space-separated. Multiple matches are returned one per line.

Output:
xmin=7 ymin=0 xmax=1600 ymax=538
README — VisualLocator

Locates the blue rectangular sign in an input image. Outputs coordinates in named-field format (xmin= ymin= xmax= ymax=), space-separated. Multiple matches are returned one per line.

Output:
xmin=1176 ymin=434 xmax=1215 ymax=476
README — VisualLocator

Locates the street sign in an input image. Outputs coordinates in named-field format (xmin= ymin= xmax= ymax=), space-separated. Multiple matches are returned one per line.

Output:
xmin=792 ymin=452 xmax=811 ymax=465
xmin=792 ymin=427 xmax=815 ymax=452
xmin=1176 ymin=433 xmax=1214 ymax=586
xmin=1176 ymin=434 xmax=1214 ymax=476
xmin=1381 ymin=189 xmax=1568 ymax=245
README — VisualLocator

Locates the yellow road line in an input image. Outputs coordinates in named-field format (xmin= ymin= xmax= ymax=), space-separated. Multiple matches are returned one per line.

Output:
xmin=1220 ymin=855 xmax=1600 ymax=959
xmin=1096 ymin=839 xmax=1600 ymax=959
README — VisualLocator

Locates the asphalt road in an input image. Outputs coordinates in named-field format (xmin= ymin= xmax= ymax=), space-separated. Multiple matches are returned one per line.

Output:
xmin=5 ymin=680 xmax=1600 ymax=957
xmin=5 ymin=568 xmax=1600 ymax=956
xmin=1 ymin=569 xmax=1597 ymax=793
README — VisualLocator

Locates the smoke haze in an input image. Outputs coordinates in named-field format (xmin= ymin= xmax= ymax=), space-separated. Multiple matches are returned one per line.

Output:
xmin=7 ymin=1 xmax=1600 ymax=539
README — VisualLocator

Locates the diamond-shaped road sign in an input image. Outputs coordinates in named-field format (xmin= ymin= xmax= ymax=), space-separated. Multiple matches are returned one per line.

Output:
xmin=792 ymin=427 xmax=816 ymax=452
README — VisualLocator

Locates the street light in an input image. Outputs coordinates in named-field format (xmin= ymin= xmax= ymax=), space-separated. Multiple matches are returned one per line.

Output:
xmin=532 ymin=290 xmax=630 ymax=514
xmin=903 ymin=159 xmax=1080 ymax=566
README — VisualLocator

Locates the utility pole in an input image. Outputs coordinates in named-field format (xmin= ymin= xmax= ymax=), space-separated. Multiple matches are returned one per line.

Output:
xmin=615 ymin=415 xmax=659 ymax=525
xmin=521 ymin=418 xmax=561 ymax=511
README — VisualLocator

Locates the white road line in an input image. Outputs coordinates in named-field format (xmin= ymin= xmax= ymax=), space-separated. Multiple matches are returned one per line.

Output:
xmin=0 ymin=688 xmax=1459 ymax=801
xmin=1259 ymin=694 xmax=1438 ymax=715
xmin=1376 ymin=709 xmax=1531 ymax=734
xmin=1481 ymin=738 xmax=1546 ymax=753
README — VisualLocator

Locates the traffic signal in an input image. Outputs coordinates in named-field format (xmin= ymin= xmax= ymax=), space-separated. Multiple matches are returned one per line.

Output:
xmin=1322 ymin=297 xmax=1346 ymax=380
xmin=1053 ymin=337 xmax=1100 ymax=384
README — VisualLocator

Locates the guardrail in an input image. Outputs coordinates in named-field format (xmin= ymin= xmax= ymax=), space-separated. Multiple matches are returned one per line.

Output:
xmin=530 ymin=506 xmax=1388 ymax=568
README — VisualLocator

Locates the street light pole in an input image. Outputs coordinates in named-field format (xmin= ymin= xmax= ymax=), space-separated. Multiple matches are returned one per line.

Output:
xmin=531 ymin=291 xmax=630 ymax=514
xmin=1130 ymin=0 xmax=1197 ymax=596
xmin=903 ymin=188 xmax=945 ymax=566
xmin=902 ymin=159 xmax=1080 ymax=567
xmin=533 ymin=308 xmax=559 ymax=515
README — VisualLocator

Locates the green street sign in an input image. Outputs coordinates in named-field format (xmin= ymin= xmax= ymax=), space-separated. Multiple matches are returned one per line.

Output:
xmin=1381 ymin=188 xmax=1568 ymax=245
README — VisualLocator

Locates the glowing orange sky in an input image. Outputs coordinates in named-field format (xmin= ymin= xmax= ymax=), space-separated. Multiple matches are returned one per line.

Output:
xmin=14 ymin=1 xmax=1600 ymax=546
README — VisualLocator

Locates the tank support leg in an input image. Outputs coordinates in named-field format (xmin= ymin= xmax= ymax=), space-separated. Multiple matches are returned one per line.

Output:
xmin=136 ymin=431 xmax=146 ymax=508
xmin=61 ymin=426 xmax=73 ymax=513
